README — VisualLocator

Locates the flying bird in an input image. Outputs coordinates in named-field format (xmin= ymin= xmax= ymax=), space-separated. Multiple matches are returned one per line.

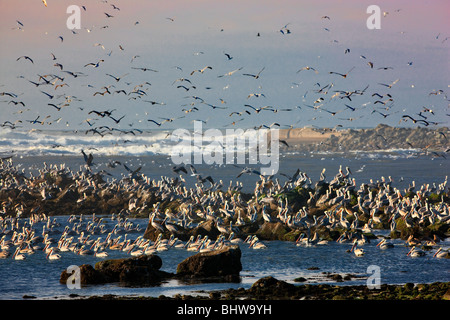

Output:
xmin=218 ymin=67 xmax=243 ymax=78
xmin=296 ymin=66 xmax=318 ymax=74
xmin=280 ymin=140 xmax=289 ymax=148
xmin=81 ymin=150 xmax=94 ymax=167
xmin=172 ymin=165 xmax=187 ymax=175
xmin=402 ymin=115 xmax=429 ymax=126
xmin=236 ymin=167 xmax=261 ymax=178
xmin=148 ymin=119 xmax=162 ymax=126
xmin=106 ymin=73 xmax=129 ymax=82
xmin=8 ymin=100 xmax=25 ymax=107
xmin=131 ymin=67 xmax=158 ymax=72
xmin=40 ymin=91 xmax=54 ymax=99
xmin=143 ymin=100 xmax=165 ymax=105
xmin=243 ymin=67 xmax=265 ymax=79
xmin=378 ymin=79 xmax=399 ymax=89
xmin=329 ymin=67 xmax=355 ymax=78
xmin=224 ymin=52 xmax=233 ymax=60
xmin=244 ymin=104 xmax=273 ymax=113
xmin=16 ymin=56 xmax=34 ymax=64
xmin=247 ymin=93 xmax=266 ymax=99
xmin=190 ymin=66 xmax=212 ymax=75
xmin=177 ymin=85 xmax=196 ymax=91
xmin=53 ymin=63 xmax=63 ymax=70
xmin=108 ymin=115 xmax=125 ymax=124
xmin=172 ymin=78 xmax=192 ymax=85
xmin=279 ymin=23 xmax=291 ymax=34
xmin=48 ymin=103 xmax=61 ymax=111
xmin=84 ymin=60 xmax=104 ymax=68
xmin=342 ymin=104 xmax=356 ymax=112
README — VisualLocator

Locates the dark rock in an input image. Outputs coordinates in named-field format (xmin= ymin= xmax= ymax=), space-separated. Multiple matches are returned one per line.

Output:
xmin=96 ymin=254 xmax=162 ymax=273
xmin=191 ymin=220 xmax=221 ymax=240
xmin=256 ymin=222 xmax=290 ymax=240
xmin=55 ymin=187 xmax=78 ymax=203
xmin=176 ymin=245 xmax=242 ymax=280
xmin=294 ymin=277 xmax=307 ymax=282
xmin=443 ymin=289 xmax=450 ymax=300
xmin=60 ymin=264 xmax=104 ymax=285
xmin=324 ymin=272 xmax=343 ymax=282
xmin=95 ymin=254 xmax=170 ymax=285
xmin=209 ymin=291 xmax=221 ymax=299
xmin=143 ymin=223 xmax=191 ymax=242
xmin=60 ymin=255 xmax=172 ymax=286
xmin=106 ymin=196 xmax=123 ymax=207
xmin=249 ymin=276 xmax=297 ymax=298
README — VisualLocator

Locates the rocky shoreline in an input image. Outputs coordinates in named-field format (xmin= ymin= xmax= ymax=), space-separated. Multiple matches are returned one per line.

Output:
xmin=58 ymin=277 xmax=450 ymax=301
xmin=280 ymin=124 xmax=449 ymax=154
xmin=54 ymin=248 xmax=450 ymax=301
xmin=59 ymin=246 xmax=242 ymax=287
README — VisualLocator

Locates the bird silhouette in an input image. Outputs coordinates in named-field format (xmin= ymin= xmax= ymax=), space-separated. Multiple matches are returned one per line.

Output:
xmin=16 ymin=56 xmax=33 ymax=64
xmin=81 ymin=150 xmax=94 ymax=167
xmin=243 ymin=67 xmax=265 ymax=79
xmin=329 ymin=67 xmax=355 ymax=78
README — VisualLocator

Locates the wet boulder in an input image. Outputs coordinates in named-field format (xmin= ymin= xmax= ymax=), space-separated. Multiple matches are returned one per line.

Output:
xmin=256 ymin=221 xmax=290 ymax=240
xmin=60 ymin=264 xmax=105 ymax=285
xmin=95 ymin=254 xmax=171 ymax=285
xmin=248 ymin=276 xmax=297 ymax=299
xmin=176 ymin=245 xmax=242 ymax=281
xmin=191 ymin=220 xmax=221 ymax=240
xmin=59 ymin=255 xmax=172 ymax=286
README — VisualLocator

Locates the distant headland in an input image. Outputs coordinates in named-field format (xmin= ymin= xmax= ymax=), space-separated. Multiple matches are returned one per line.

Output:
xmin=279 ymin=124 xmax=449 ymax=154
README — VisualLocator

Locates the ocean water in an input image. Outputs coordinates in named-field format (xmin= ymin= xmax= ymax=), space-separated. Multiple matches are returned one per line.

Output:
xmin=0 ymin=129 xmax=449 ymax=299
xmin=3 ymin=128 xmax=448 ymax=192
xmin=0 ymin=215 xmax=449 ymax=300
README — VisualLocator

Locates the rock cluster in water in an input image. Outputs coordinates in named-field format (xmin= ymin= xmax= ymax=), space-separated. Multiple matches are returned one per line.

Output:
xmin=60 ymin=245 xmax=242 ymax=286
xmin=282 ymin=124 xmax=449 ymax=154
xmin=60 ymin=254 xmax=170 ymax=285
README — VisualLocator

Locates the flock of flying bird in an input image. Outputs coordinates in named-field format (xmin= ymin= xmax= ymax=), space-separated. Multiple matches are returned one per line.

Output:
xmin=1 ymin=1 xmax=448 ymax=139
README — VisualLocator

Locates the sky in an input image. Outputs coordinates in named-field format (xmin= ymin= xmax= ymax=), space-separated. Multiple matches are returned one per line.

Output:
xmin=0 ymin=0 xmax=449 ymax=132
